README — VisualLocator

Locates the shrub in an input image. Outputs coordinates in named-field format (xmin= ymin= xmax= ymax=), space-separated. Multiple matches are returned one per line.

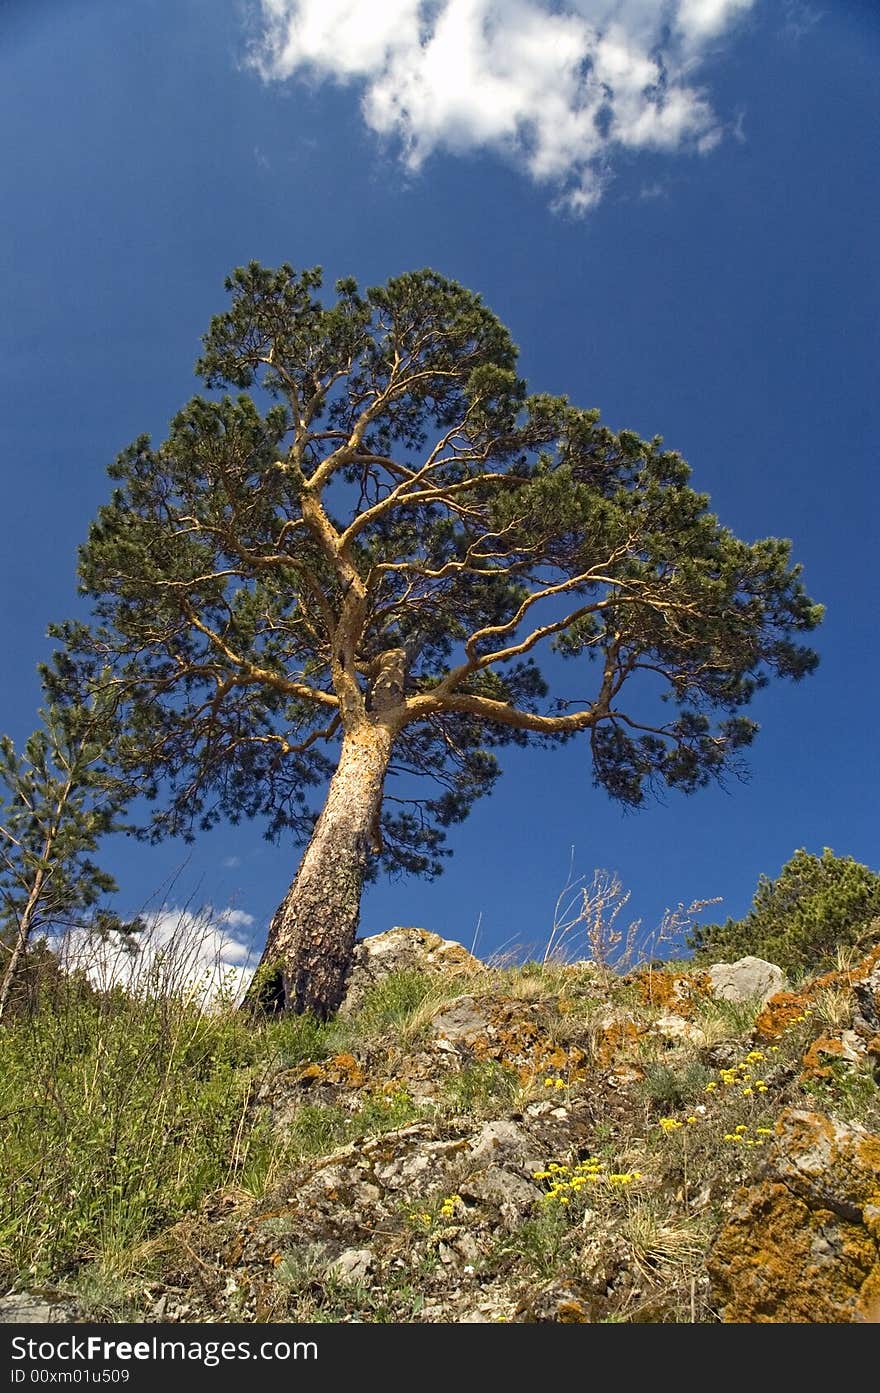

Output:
xmin=639 ymin=1061 xmax=713 ymax=1112
xmin=686 ymin=847 xmax=880 ymax=976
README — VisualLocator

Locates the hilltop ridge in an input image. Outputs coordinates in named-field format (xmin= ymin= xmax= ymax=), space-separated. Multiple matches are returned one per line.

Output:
xmin=4 ymin=925 xmax=879 ymax=1324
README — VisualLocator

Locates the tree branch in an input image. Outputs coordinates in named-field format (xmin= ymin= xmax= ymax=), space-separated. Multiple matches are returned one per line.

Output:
xmin=403 ymin=690 xmax=598 ymax=734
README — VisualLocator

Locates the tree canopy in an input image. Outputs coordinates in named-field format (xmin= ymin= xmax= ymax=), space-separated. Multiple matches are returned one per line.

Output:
xmin=0 ymin=696 xmax=138 ymax=1018
xmin=46 ymin=262 xmax=823 ymax=1015
xmin=687 ymin=847 xmax=880 ymax=975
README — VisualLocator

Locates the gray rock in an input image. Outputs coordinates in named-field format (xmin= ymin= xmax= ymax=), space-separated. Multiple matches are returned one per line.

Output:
xmin=652 ymin=1012 xmax=700 ymax=1042
xmin=853 ymin=971 xmax=880 ymax=1037
xmin=459 ymin=1120 xmax=545 ymax=1226
xmin=339 ymin=927 xmax=483 ymax=1015
xmin=461 ymin=1165 xmax=539 ymax=1214
xmin=467 ymin=1119 xmax=543 ymax=1175
xmin=708 ymin=956 xmax=787 ymax=1005
xmin=326 ymin=1248 xmax=375 ymax=1283
xmin=432 ymin=997 xmax=489 ymax=1043
xmin=0 ymin=1293 xmax=74 ymax=1323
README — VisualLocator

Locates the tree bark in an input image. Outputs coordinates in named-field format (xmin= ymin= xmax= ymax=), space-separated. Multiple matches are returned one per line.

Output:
xmin=247 ymin=720 xmax=396 ymax=1019
xmin=0 ymin=863 xmax=46 ymax=1022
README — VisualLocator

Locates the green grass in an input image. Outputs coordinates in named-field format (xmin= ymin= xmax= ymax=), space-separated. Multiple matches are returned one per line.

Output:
xmin=801 ymin=1056 xmax=880 ymax=1128
xmin=0 ymin=989 xmax=279 ymax=1284
xmin=284 ymin=1087 xmax=423 ymax=1160
xmin=355 ymin=970 xmax=437 ymax=1030
xmin=639 ymin=1060 xmax=714 ymax=1113
xmin=3 ymin=931 xmax=874 ymax=1323
xmin=493 ymin=1205 xmax=572 ymax=1280
xmin=263 ymin=1009 xmax=344 ymax=1067
xmin=442 ymin=1059 xmax=520 ymax=1115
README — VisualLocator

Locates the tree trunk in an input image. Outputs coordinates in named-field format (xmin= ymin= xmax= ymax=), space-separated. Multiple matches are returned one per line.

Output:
xmin=0 ymin=865 xmax=46 ymax=1022
xmin=247 ymin=721 xmax=395 ymax=1019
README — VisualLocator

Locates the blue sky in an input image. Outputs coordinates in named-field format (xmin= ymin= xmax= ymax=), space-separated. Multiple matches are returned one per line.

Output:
xmin=1 ymin=0 xmax=878 ymax=974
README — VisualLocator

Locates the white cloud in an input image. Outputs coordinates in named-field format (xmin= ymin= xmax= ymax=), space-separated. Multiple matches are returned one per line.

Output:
xmin=677 ymin=0 xmax=754 ymax=46
xmin=248 ymin=0 xmax=755 ymax=211
xmin=57 ymin=905 xmax=257 ymax=1009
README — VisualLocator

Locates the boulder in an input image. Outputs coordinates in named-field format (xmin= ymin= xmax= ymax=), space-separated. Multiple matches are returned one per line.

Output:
xmin=339 ymin=927 xmax=483 ymax=1015
xmin=431 ymin=996 xmax=490 ymax=1044
xmin=326 ymin=1248 xmax=375 ymax=1283
xmin=708 ymin=956 xmax=787 ymax=1006
xmin=0 ymin=1293 xmax=76 ymax=1323
xmin=707 ymin=1108 xmax=880 ymax=1322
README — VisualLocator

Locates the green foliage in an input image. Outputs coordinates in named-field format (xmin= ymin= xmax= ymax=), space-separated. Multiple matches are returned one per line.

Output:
xmin=801 ymin=1056 xmax=880 ymax=1129
xmin=639 ymin=1061 xmax=713 ymax=1112
xmin=263 ymin=1009 xmax=340 ymax=1067
xmin=689 ymin=992 xmax=768 ymax=1039
xmin=0 ymin=989 xmax=275 ymax=1283
xmin=494 ymin=1204 xmax=572 ymax=1279
xmin=0 ymin=697 xmax=137 ymax=1017
xmin=46 ymin=260 xmax=822 ymax=877
xmin=687 ymin=847 xmax=880 ymax=976
xmin=283 ymin=1087 xmax=420 ymax=1159
xmin=354 ymin=969 xmax=437 ymax=1033
xmin=0 ymin=932 xmax=97 ymax=1022
xmin=442 ymin=1059 xmax=520 ymax=1114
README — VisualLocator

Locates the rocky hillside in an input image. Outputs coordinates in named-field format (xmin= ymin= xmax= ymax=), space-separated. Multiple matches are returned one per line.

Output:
xmin=4 ymin=928 xmax=880 ymax=1325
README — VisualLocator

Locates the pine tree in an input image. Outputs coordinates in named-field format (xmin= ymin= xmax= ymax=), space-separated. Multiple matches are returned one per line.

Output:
xmin=47 ymin=262 xmax=823 ymax=1017
xmin=687 ymin=847 xmax=880 ymax=975
xmin=0 ymin=695 xmax=138 ymax=1018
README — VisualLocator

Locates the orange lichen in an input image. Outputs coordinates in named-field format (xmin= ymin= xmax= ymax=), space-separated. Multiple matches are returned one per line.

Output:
xmin=755 ymin=943 xmax=880 ymax=1042
xmin=327 ymin=1053 xmax=366 ymax=1084
xmin=708 ymin=1109 xmax=880 ymax=1322
xmin=465 ymin=998 xmax=593 ymax=1085
xmin=801 ymin=1034 xmax=852 ymax=1080
xmin=708 ymin=1181 xmax=879 ymax=1322
xmin=294 ymin=1052 xmax=366 ymax=1088
xmin=629 ymin=967 xmax=713 ymax=1017
xmin=592 ymin=1017 xmax=644 ymax=1067
xmin=556 ymin=1299 xmax=591 ymax=1323
xmin=754 ymin=991 xmax=814 ymax=1041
